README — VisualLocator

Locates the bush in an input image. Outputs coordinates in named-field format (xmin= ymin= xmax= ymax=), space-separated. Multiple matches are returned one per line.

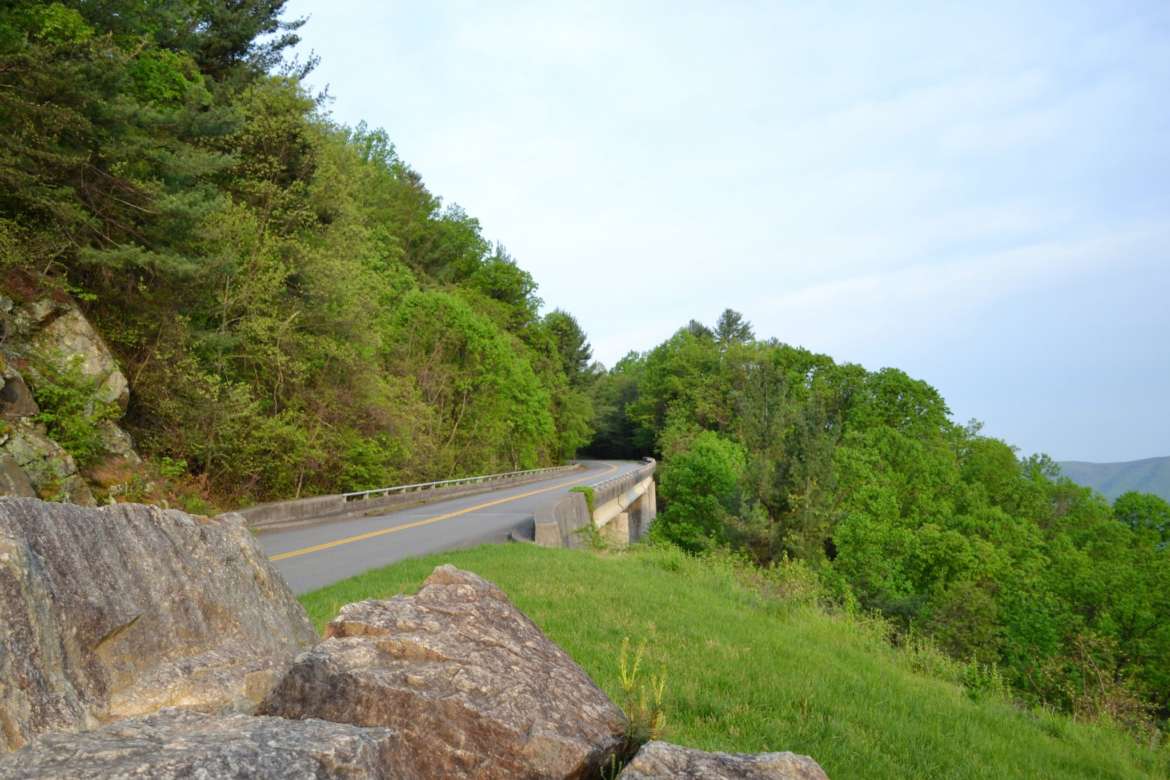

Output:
xmin=653 ymin=430 xmax=745 ymax=552
xmin=29 ymin=355 xmax=118 ymax=467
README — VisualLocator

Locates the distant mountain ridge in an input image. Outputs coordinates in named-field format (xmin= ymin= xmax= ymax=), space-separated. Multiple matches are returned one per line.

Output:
xmin=1058 ymin=456 xmax=1170 ymax=503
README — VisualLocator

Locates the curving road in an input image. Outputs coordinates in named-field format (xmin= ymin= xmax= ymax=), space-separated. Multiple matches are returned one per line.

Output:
xmin=258 ymin=460 xmax=642 ymax=594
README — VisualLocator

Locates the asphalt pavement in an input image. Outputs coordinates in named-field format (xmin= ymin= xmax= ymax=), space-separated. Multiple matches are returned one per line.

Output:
xmin=258 ymin=460 xmax=641 ymax=594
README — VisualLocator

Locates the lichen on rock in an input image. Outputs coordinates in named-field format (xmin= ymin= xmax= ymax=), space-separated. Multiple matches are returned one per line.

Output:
xmin=0 ymin=498 xmax=318 ymax=752
xmin=0 ymin=709 xmax=403 ymax=780
xmin=0 ymin=420 xmax=94 ymax=504
xmin=261 ymin=564 xmax=629 ymax=779
xmin=618 ymin=741 xmax=829 ymax=780
xmin=0 ymin=294 xmax=141 ymax=500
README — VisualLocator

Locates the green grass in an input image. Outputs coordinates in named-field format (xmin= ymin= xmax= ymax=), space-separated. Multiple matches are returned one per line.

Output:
xmin=300 ymin=544 xmax=1169 ymax=780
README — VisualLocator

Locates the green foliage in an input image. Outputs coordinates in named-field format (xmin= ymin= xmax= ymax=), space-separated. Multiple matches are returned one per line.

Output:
xmin=0 ymin=3 xmax=594 ymax=503
xmin=570 ymin=485 xmax=596 ymax=516
xmin=29 ymin=356 xmax=118 ymax=467
xmin=586 ymin=309 xmax=1170 ymax=739
xmin=127 ymin=49 xmax=208 ymax=106
xmin=300 ymin=544 xmax=1170 ymax=779
xmin=157 ymin=457 xmax=188 ymax=480
xmin=617 ymin=637 xmax=668 ymax=752
xmin=544 ymin=309 xmax=594 ymax=385
xmin=1114 ymin=492 xmax=1170 ymax=543
xmin=714 ymin=307 xmax=753 ymax=348
xmin=654 ymin=430 xmax=745 ymax=552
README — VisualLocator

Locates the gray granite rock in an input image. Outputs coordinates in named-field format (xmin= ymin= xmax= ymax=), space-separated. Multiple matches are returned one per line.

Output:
xmin=0 ymin=709 xmax=402 ymax=779
xmin=619 ymin=741 xmax=829 ymax=780
xmin=261 ymin=564 xmax=628 ymax=779
xmin=26 ymin=305 xmax=129 ymax=412
xmin=0 ymin=499 xmax=317 ymax=752
xmin=0 ymin=454 xmax=35 ymax=498
xmin=0 ymin=365 xmax=37 ymax=420
xmin=0 ymin=420 xmax=94 ymax=504
xmin=97 ymin=420 xmax=141 ymax=464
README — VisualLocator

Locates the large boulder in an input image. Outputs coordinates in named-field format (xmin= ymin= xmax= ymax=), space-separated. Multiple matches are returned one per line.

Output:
xmin=96 ymin=419 xmax=141 ymax=465
xmin=0 ymin=709 xmax=402 ymax=780
xmin=619 ymin=742 xmax=829 ymax=780
xmin=0 ymin=498 xmax=318 ymax=752
xmin=261 ymin=565 xmax=628 ymax=779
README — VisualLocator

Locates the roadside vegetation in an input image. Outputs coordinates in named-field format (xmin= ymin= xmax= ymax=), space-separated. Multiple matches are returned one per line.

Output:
xmin=301 ymin=543 xmax=1169 ymax=780
xmin=585 ymin=310 xmax=1170 ymax=741
xmin=0 ymin=1 xmax=595 ymax=506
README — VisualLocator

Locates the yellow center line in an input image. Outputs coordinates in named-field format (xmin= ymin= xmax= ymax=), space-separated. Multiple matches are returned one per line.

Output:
xmin=268 ymin=463 xmax=620 ymax=562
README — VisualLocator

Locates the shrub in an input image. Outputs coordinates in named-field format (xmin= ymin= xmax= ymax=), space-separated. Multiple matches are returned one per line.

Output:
xmin=617 ymin=637 xmax=667 ymax=754
xmin=30 ymin=355 xmax=118 ymax=467
xmin=653 ymin=430 xmax=745 ymax=552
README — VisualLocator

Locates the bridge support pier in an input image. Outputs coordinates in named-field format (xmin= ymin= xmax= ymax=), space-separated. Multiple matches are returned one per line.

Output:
xmin=603 ymin=511 xmax=630 ymax=546
xmin=635 ymin=480 xmax=656 ymax=539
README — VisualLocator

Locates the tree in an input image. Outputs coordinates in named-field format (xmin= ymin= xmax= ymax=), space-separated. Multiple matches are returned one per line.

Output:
xmin=468 ymin=245 xmax=540 ymax=332
xmin=654 ymin=430 xmax=746 ymax=552
xmin=1 ymin=1 xmax=595 ymax=504
xmin=715 ymin=308 xmax=753 ymax=348
xmin=544 ymin=309 xmax=593 ymax=387
xmin=1114 ymin=492 xmax=1170 ymax=543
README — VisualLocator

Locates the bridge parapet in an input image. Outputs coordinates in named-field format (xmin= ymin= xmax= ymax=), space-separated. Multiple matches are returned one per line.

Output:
xmin=590 ymin=460 xmax=656 ymax=507
xmin=534 ymin=459 xmax=657 ymax=548
xmin=237 ymin=465 xmax=582 ymax=530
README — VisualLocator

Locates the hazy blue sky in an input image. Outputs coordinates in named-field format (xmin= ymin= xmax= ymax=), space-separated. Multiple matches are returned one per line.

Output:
xmin=286 ymin=1 xmax=1169 ymax=463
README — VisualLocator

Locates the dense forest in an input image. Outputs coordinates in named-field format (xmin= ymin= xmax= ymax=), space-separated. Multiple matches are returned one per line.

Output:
xmin=586 ymin=309 xmax=1170 ymax=738
xmin=3 ymin=0 xmax=1168 ymax=746
xmin=0 ymin=1 xmax=595 ymax=504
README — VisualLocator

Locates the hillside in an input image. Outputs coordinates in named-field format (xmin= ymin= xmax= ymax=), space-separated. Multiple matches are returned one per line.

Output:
xmin=3 ymin=2 xmax=1169 ymax=770
xmin=301 ymin=543 xmax=1170 ymax=780
xmin=0 ymin=1 xmax=596 ymax=509
xmin=1058 ymin=457 xmax=1170 ymax=502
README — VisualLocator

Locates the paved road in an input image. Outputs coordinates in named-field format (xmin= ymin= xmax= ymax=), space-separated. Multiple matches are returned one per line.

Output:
xmin=258 ymin=460 xmax=641 ymax=594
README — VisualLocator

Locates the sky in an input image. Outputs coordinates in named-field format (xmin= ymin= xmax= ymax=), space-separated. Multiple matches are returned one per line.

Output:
xmin=285 ymin=1 xmax=1170 ymax=463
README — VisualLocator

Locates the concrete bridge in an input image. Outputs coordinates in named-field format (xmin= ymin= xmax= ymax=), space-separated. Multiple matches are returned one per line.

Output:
xmin=534 ymin=459 xmax=657 ymax=548
xmin=249 ymin=460 xmax=655 ymax=593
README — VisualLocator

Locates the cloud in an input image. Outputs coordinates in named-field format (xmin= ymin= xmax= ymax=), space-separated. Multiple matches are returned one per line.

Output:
xmin=745 ymin=222 xmax=1170 ymax=377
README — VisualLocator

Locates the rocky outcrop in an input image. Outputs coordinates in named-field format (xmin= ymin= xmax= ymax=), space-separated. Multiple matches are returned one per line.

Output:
xmin=260 ymin=565 xmax=628 ymax=779
xmin=0 ymin=455 xmax=34 ymax=498
xmin=0 ymin=293 xmax=139 ymax=501
xmin=0 ymin=420 xmax=94 ymax=504
xmin=0 ymin=499 xmax=317 ymax=752
xmin=0 ymin=709 xmax=403 ymax=780
xmin=14 ymin=299 xmax=129 ymax=412
xmin=96 ymin=419 xmax=141 ymax=465
xmin=619 ymin=742 xmax=829 ymax=780
xmin=0 ymin=362 xmax=37 ymax=420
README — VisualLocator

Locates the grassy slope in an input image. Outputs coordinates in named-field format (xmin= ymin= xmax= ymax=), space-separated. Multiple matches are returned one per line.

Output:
xmin=301 ymin=544 xmax=1168 ymax=780
xmin=1059 ymin=456 xmax=1170 ymax=502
